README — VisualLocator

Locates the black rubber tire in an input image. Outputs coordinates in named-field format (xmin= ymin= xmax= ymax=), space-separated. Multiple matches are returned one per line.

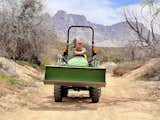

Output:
xmin=89 ymin=87 xmax=101 ymax=103
xmin=62 ymin=88 xmax=68 ymax=97
xmin=54 ymin=85 xmax=62 ymax=102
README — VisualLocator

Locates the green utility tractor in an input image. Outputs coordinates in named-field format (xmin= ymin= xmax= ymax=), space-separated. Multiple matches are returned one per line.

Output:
xmin=44 ymin=26 xmax=106 ymax=103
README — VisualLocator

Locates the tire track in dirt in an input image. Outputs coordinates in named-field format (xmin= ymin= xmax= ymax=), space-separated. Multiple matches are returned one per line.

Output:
xmin=1 ymin=74 xmax=160 ymax=120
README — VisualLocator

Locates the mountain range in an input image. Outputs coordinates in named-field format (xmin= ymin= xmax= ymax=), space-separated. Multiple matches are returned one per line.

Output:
xmin=44 ymin=10 xmax=148 ymax=47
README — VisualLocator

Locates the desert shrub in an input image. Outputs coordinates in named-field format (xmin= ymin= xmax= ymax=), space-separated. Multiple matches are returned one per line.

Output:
xmin=0 ymin=0 xmax=57 ymax=62
xmin=113 ymin=61 xmax=144 ymax=76
xmin=144 ymin=71 xmax=160 ymax=81
xmin=40 ymin=63 xmax=45 ymax=71
xmin=17 ymin=60 xmax=45 ymax=71
xmin=112 ymin=58 xmax=122 ymax=63
xmin=143 ymin=64 xmax=160 ymax=81
xmin=113 ymin=67 xmax=130 ymax=76
xmin=102 ymin=55 xmax=123 ymax=63
xmin=0 ymin=62 xmax=3 ymax=69
xmin=103 ymin=56 xmax=109 ymax=62
xmin=0 ymin=76 xmax=18 ymax=85
xmin=17 ymin=61 xmax=39 ymax=69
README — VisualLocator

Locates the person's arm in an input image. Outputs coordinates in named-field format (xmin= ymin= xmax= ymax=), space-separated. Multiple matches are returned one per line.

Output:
xmin=74 ymin=48 xmax=86 ymax=55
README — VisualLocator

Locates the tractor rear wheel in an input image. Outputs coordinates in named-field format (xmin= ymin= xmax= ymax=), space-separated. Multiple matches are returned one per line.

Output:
xmin=89 ymin=87 xmax=101 ymax=103
xmin=54 ymin=85 xmax=62 ymax=102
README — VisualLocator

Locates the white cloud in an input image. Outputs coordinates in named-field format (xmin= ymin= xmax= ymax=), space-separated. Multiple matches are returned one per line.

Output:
xmin=46 ymin=0 xmax=121 ymax=25
xmin=46 ymin=0 xmax=160 ymax=30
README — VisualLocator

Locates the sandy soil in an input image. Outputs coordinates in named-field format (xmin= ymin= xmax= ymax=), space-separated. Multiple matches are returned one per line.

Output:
xmin=0 ymin=74 xmax=160 ymax=120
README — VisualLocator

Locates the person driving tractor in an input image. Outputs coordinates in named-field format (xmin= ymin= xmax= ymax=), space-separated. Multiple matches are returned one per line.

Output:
xmin=73 ymin=38 xmax=87 ymax=58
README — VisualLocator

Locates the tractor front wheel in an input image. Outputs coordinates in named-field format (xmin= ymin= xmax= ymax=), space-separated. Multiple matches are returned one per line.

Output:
xmin=62 ymin=87 xmax=68 ymax=97
xmin=89 ymin=87 xmax=101 ymax=103
xmin=54 ymin=85 xmax=62 ymax=102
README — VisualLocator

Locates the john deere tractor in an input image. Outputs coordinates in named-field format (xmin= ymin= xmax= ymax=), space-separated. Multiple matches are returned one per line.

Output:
xmin=44 ymin=26 xmax=106 ymax=103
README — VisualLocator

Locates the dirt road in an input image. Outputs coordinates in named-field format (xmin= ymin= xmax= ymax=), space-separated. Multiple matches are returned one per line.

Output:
xmin=1 ymin=74 xmax=160 ymax=120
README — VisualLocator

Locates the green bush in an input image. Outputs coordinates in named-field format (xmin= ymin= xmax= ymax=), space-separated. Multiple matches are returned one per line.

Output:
xmin=0 ymin=76 xmax=18 ymax=84
xmin=0 ymin=62 xmax=2 ymax=69
xmin=40 ymin=64 xmax=45 ymax=71
xmin=102 ymin=56 xmax=123 ymax=63
xmin=103 ymin=56 xmax=109 ymax=62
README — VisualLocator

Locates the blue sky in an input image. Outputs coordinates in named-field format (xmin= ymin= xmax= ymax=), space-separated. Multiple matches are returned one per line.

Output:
xmin=111 ymin=0 xmax=140 ymax=7
xmin=46 ymin=0 xmax=140 ymax=25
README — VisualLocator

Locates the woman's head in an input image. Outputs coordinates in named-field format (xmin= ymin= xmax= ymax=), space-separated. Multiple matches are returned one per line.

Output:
xmin=76 ymin=39 xmax=83 ymax=50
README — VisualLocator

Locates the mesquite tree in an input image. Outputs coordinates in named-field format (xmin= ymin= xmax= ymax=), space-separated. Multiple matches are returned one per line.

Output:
xmin=0 ymin=0 xmax=57 ymax=62
xmin=123 ymin=0 xmax=160 ymax=58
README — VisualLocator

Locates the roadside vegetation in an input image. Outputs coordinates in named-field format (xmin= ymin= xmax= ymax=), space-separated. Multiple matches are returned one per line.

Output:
xmin=113 ymin=58 xmax=160 ymax=81
xmin=17 ymin=61 xmax=45 ymax=71
xmin=0 ymin=0 xmax=58 ymax=66
xmin=0 ymin=62 xmax=2 ymax=69
xmin=0 ymin=76 xmax=18 ymax=85
xmin=113 ymin=61 xmax=144 ymax=76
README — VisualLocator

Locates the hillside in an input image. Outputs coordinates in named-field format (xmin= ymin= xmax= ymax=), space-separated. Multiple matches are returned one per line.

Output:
xmin=0 ymin=57 xmax=43 ymax=111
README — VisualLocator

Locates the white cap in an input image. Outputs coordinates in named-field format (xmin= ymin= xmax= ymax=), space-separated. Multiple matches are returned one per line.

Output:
xmin=76 ymin=37 xmax=83 ymax=43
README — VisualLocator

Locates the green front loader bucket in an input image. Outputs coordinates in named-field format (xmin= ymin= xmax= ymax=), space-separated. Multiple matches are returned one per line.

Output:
xmin=44 ymin=66 xmax=106 ymax=87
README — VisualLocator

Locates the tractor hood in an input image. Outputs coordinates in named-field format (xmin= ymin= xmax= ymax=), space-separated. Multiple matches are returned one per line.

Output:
xmin=67 ymin=57 xmax=89 ymax=67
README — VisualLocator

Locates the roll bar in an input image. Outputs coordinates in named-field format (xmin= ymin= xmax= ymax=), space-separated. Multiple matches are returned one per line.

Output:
xmin=66 ymin=26 xmax=95 ymax=57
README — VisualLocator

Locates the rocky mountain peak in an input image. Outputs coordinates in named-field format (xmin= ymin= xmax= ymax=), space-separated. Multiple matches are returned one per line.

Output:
xmin=50 ymin=10 xmax=149 ymax=47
